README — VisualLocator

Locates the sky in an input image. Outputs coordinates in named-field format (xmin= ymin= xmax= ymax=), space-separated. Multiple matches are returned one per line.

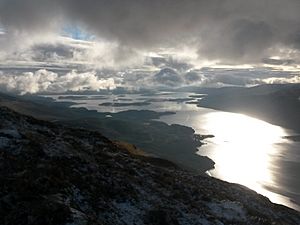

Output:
xmin=0 ymin=0 xmax=300 ymax=94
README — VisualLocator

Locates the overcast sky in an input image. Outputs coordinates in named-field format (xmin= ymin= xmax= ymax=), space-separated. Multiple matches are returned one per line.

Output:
xmin=0 ymin=0 xmax=299 ymax=94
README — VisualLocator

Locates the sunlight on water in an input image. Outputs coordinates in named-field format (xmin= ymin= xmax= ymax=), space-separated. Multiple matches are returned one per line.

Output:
xmin=197 ymin=112 xmax=299 ymax=210
xmin=47 ymin=93 xmax=300 ymax=211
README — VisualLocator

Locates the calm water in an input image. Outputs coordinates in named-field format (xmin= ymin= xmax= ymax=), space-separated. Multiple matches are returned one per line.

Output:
xmin=159 ymin=103 xmax=300 ymax=212
xmin=48 ymin=92 xmax=300 ymax=211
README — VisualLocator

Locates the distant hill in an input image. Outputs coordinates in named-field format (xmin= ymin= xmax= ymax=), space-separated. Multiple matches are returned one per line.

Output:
xmin=197 ymin=84 xmax=300 ymax=132
xmin=1 ymin=106 xmax=300 ymax=224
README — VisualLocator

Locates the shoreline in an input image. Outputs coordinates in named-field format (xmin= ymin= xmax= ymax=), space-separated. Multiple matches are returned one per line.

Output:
xmin=3 ymin=91 xmax=299 ymax=212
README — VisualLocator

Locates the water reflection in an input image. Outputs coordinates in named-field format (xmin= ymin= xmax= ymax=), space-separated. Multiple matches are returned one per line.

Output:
xmin=196 ymin=112 xmax=300 ymax=211
xmin=200 ymin=112 xmax=283 ymax=184
xmin=160 ymin=106 xmax=300 ymax=211
xmin=47 ymin=92 xmax=300 ymax=211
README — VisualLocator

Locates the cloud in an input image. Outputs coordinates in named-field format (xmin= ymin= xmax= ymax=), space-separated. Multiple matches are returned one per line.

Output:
xmin=1 ymin=0 xmax=300 ymax=64
xmin=198 ymin=20 xmax=274 ymax=63
xmin=180 ymin=68 xmax=300 ymax=87
xmin=1 ymin=1 xmax=300 ymax=95
xmin=0 ymin=34 xmax=144 ymax=70
xmin=0 ymin=69 xmax=116 ymax=94
xmin=262 ymin=75 xmax=300 ymax=84
xmin=116 ymin=65 xmax=300 ymax=89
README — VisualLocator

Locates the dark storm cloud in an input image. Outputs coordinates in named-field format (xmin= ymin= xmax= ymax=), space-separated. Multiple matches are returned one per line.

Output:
xmin=199 ymin=20 xmax=274 ymax=62
xmin=1 ymin=0 xmax=300 ymax=63
xmin=0 ymin=0 xmax=60 ymax=32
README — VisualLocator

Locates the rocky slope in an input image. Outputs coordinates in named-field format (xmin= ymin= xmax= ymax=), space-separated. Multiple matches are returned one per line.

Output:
xmin=1 ymin=107 xmax=300 ymax=225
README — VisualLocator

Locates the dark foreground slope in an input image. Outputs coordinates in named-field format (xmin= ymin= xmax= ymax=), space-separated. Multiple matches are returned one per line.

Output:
xmin=1 ymin=107 xmax=300 ymax=225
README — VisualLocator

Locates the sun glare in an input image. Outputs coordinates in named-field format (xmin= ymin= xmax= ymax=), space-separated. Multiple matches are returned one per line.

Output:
xmin=197 ymin=112 xmax=292 ymax=206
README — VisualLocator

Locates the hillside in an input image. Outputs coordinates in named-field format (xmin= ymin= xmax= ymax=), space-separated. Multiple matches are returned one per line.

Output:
xmin=197 ymin=84 xmax=300 ymax=132
xmin=1 ymin=107 xmax=300 ymax=224
xmin=0 ymin=92 xmax=214 ymax=173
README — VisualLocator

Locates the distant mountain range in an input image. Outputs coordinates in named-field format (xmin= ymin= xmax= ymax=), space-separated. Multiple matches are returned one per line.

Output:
xmin=196 ymin=84 xmax=300 ymax=133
